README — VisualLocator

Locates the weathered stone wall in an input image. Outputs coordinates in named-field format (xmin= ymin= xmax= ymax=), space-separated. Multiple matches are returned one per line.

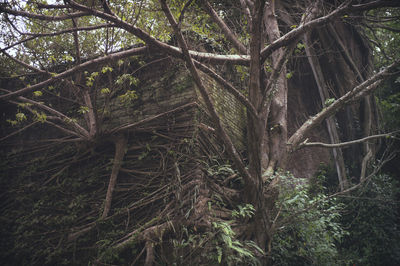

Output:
xmin=0 ymin=56 xmax=331 ymax=179
xmin=100 ymin=58 xmax=247 ymax=150
xmin=198 ymin=74 xmax=247 ymax=150
xmin=101 ymin=60 xmax=196 ymax=131
xmin=98 ymin=57 xmax=330 ymax=178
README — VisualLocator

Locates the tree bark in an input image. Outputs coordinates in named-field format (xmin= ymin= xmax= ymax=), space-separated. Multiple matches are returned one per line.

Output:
xmin=264 ymin=0 xmax=288 ymax=173
xmin=304 ymin=32 xmax=348 ymax=190
xmin=244 ymin=2 xmax=273 ymax=263
xmin=102 ymin=135 xmax=127 ymax=218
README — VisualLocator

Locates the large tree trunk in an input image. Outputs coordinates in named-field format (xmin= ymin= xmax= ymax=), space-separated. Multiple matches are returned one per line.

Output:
xmin=264 ymin=1 xmax=289 ymax=173
xmin=245 ymin=0 xmax=270 ymax=256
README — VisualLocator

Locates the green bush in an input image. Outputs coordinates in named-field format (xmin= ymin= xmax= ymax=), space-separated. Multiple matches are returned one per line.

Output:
xmin=271 ymin=172 xmax=346 ymax=265
xmin=338 ymin=174 xmax=400 ymax=266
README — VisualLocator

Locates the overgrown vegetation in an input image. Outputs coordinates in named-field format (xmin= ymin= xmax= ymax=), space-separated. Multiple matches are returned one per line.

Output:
xmin=1 ymin=0 xmax=400 ymax=265
xmin=271 ymin=172 xmax=346 ymax=265
xmin=339 ymin=174 xmax=400 ymax=265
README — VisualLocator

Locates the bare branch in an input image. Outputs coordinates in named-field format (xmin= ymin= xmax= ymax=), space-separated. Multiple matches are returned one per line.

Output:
xmin=259 ymin=43 xmax=296 ymax=115
xmin=70 ymin=17 xmax=81 ymax=64
xmin=298 ymin=131 xmax=399 ymax=149
xmin=43 ymin=120 xmax=84 ymax=139
xmin=36 ymin=4 xmax=69 ymax=9
xmin=0 ymin=121 xmax=39 ymax=142
xmin=6 ymin=98 xmax=85 ymax=139
xmin=260 ymin=0 xmax=400 ymax=63
xmin=303 ymin=28 xmax=348 ymax=190
xmin=371 ymin=23 xmax=400 ymax=33
xmin=0 ymin=6 xmax=90 ymax=21
xmin=350 ymin=0 xmax=400 ymax=10
xmin=1 ymin=50 xmax=47 ymax=74
xmin=13 ymin=95 xmax=89 ymax=138
xmin=1 ymin=24 xmax=116 ymax=52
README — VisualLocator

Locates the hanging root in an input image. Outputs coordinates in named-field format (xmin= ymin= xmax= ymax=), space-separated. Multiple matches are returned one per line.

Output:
xmin=102 ymin=135 xmax=128 ymax=218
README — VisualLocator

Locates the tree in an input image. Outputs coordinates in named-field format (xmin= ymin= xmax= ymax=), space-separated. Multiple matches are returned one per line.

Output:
xmin=1 ymin=0 xmax=399 ymax=265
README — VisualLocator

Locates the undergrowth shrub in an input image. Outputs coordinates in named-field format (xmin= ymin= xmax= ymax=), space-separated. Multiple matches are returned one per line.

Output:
xmin=271 ymin=172 xmax=346 ymax=265
xmin=338 ymin=174 xmax=400 ymax=266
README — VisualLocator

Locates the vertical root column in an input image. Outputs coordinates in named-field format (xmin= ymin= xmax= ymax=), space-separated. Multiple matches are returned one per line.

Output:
xmin=102 ymin=135 xmax=128 ymax=218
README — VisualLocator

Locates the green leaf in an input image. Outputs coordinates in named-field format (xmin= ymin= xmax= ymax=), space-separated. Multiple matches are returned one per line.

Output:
xmin=324 ymin=98 xmax=335 ymax=106
xmin=16 ymin=112 xmax=27 ymax=122
xmin=101 ymin=66 xmax=113 ymax=74
xmin=217 ymin=246 xmax=222 ymax=263
xmin=34 ymin=112 xmax=47 ymax=123
xmin=33 ymin=91 xmax=43 ymax=97
xmin=101 ymin=88 xmax=111 ymax=94
xmin=7 ymin=119 xmax=18 ymax=126
xmin=119 ymin=90 xmax=138 ymax=103
xmin=286 ymin=194 xmax=300 ymax=204
xmin=78 ymin=106 xmax=89 ymax=114
xmin=297 ymin=42 xmax=305 ymax=50
xmin=63 ymin=54 xmax=74 ymax=62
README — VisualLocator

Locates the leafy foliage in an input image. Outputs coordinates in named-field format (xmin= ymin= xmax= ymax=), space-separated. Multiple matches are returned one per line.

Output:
xmin=169 ymin=203 xmax=262 ymax=266
xmin=338 ymin=174 xmax=400 ymax=266
xmin=271 ymin=172 xmax=346 ymax=265
xmin=210 ymin=220 xmax=262 ymax=266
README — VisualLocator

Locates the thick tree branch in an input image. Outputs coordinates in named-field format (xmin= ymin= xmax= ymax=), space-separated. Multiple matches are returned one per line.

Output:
xmin=65 ymin=0 xmax=249 ymax=65
xmin=260 ymin=0 xmax=400 ymax=63
xmin=159 ymin=0 xmax=252 ymax=184
xmin=260 ymin=1 xmax=351 ymax=62
xmin=288 ymin=60 xmax=400 ymax=149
